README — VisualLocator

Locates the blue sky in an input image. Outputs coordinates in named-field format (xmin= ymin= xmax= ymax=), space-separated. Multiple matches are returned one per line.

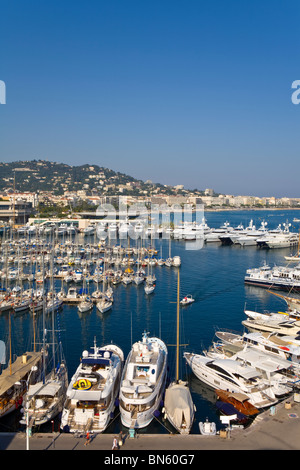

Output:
xmin=0 ymin=0 xmax=299 ymax=197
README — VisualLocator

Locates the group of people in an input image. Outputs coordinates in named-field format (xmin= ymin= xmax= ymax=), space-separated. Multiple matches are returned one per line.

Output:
xmin=84 ymin=430 xmax=125 ymax=449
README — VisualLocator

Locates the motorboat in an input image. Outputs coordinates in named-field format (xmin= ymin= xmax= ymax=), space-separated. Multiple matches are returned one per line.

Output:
xmin=180 ymin=295 xmax=195 ymax=306
xmin=215 ymin=390 xmax=259 ymax=417
xmin=119 ymin=331 xmax=168 ymax=429
xmin=61 ymin=339 xmax=124 ymax=434
xmin=199 ymin=418 xmax=217 ymax=435
xmin=183 ymin=352 xmax=278 ymax=409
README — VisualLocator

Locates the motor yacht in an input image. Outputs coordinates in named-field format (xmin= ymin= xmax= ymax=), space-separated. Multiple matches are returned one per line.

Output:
xmin=257 ymin=222 xmax=298 ymax=249
xmin=244 ymin=263 xmax=300 ymax=292
xmin=204 ymin=222 xmax=233 ymax=243
xmin=242 ymin=316 xmax=300 ymax=337
xmin=184 ymin=352 xmax=278 ymax=409
xmin=205 ymin=345 xmax=297 ymax=398
xmin=215 ymin=330 xmax=300 ymax=364
xmin=235 ymin=221 xmax=268 ymax=247
xmin=119 ymin=331 xmax=168 ymax=429
xmin=61 ymin=339 xmax=124 ymax=434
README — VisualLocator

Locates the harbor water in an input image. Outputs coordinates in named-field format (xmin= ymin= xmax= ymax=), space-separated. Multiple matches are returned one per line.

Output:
xmin=1 ymin=209 xmax=300 ymax=435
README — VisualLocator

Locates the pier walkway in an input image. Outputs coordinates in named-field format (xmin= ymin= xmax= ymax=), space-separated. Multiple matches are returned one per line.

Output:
xmin=1 ymin=397 xmax=299 ymax=451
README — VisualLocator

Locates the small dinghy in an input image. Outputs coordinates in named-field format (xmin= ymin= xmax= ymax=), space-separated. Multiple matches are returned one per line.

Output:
xmin=199 ymin=418 xmax=217 ymax=435
xmin=180 ymin=295 xmax=195 ymax=306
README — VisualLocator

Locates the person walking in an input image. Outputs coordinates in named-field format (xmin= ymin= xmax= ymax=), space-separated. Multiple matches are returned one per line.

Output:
xmin=112 ymin=436 xmax=119 ymax=450
xmin=84 ymin=431 xmax=91 ymax=446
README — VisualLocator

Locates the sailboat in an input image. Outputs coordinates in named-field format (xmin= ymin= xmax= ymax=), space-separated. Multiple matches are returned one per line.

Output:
xmin=96 ymin=253 xmax=113 ymax=313
xmin=163 ymin=271 xmax=195 ymax=434
xmin=19 ymin=343 xmax=68 ymax=426
xmin=77 ymin=272 xmax=93 ymax=313
xmin=144 ymin=249 xmax=156 ymax=294
xmin=20 ymin=256 xmax=68 ymax=427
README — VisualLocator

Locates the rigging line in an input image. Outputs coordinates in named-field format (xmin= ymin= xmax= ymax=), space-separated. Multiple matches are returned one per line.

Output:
xmin=151 ymin=412 xmax=173 ymax=434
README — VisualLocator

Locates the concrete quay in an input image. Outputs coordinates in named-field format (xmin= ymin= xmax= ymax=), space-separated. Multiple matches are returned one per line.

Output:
xmin=1 ymin=397 xmax=299 ymax=452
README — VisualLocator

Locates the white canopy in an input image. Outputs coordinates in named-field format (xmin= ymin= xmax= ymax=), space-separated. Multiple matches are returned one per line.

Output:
xmin=164 ymin=382 xmax=194 ymax=433
xmin=28 ymin=381 xmax=62 ymax=397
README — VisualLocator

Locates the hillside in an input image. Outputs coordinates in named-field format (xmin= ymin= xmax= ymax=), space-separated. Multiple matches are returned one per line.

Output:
xmin=0 ymin=160 xmax=157 ymax=195
xmin=0 ymin=160 xmax=205 ymax=197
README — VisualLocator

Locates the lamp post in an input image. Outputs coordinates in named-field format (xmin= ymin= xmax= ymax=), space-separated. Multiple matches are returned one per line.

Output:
xmin=15 ymin=365 xmax=38 ymax=450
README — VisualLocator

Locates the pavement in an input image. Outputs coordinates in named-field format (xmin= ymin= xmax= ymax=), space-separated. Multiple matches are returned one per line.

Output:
xmin=1 ymin=397 xmax=299 ymax=453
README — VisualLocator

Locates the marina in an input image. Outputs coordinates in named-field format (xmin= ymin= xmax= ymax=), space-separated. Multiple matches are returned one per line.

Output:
xmin=1 ymin=209 xmax=300 ymax=443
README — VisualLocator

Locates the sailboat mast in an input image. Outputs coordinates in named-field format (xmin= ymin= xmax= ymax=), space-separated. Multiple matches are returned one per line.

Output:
xmin=176 ymin=270 xmax=180 ymax=382
xmin=51 ymin=249 xmax=56 ymax=373
xmin=9 ymin=312 xmax=12 ymax=375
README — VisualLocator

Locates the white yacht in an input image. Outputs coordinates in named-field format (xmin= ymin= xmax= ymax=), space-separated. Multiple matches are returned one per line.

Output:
xmin=204 ymin=222 xmax=233 ymax=243
xmin=83 ymin=224 xmax=96 ymax=236
xmin=242 ymin=316 xmax=300 ymax=337
xmin=244 ymin=262 xmax=300 ymax=292
xmin=218 ymin=223 xmax=245 ymax=245
xmin=119 ymin=331 xmax=168 ymax=429
xmin=184 ymin=352 xmax=278 ymax=409
xmin=236 ymin=221 xmax=268 ymax=247
xmin=61 ymin=339 xmax=124 ymax=434
xmin=206 ymin=343 xmax=297 ymax=397
xmin=257 ymin=222 xmax=298 ymax=249
xmin=215 ymin=330 xmax=300 ymax=364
